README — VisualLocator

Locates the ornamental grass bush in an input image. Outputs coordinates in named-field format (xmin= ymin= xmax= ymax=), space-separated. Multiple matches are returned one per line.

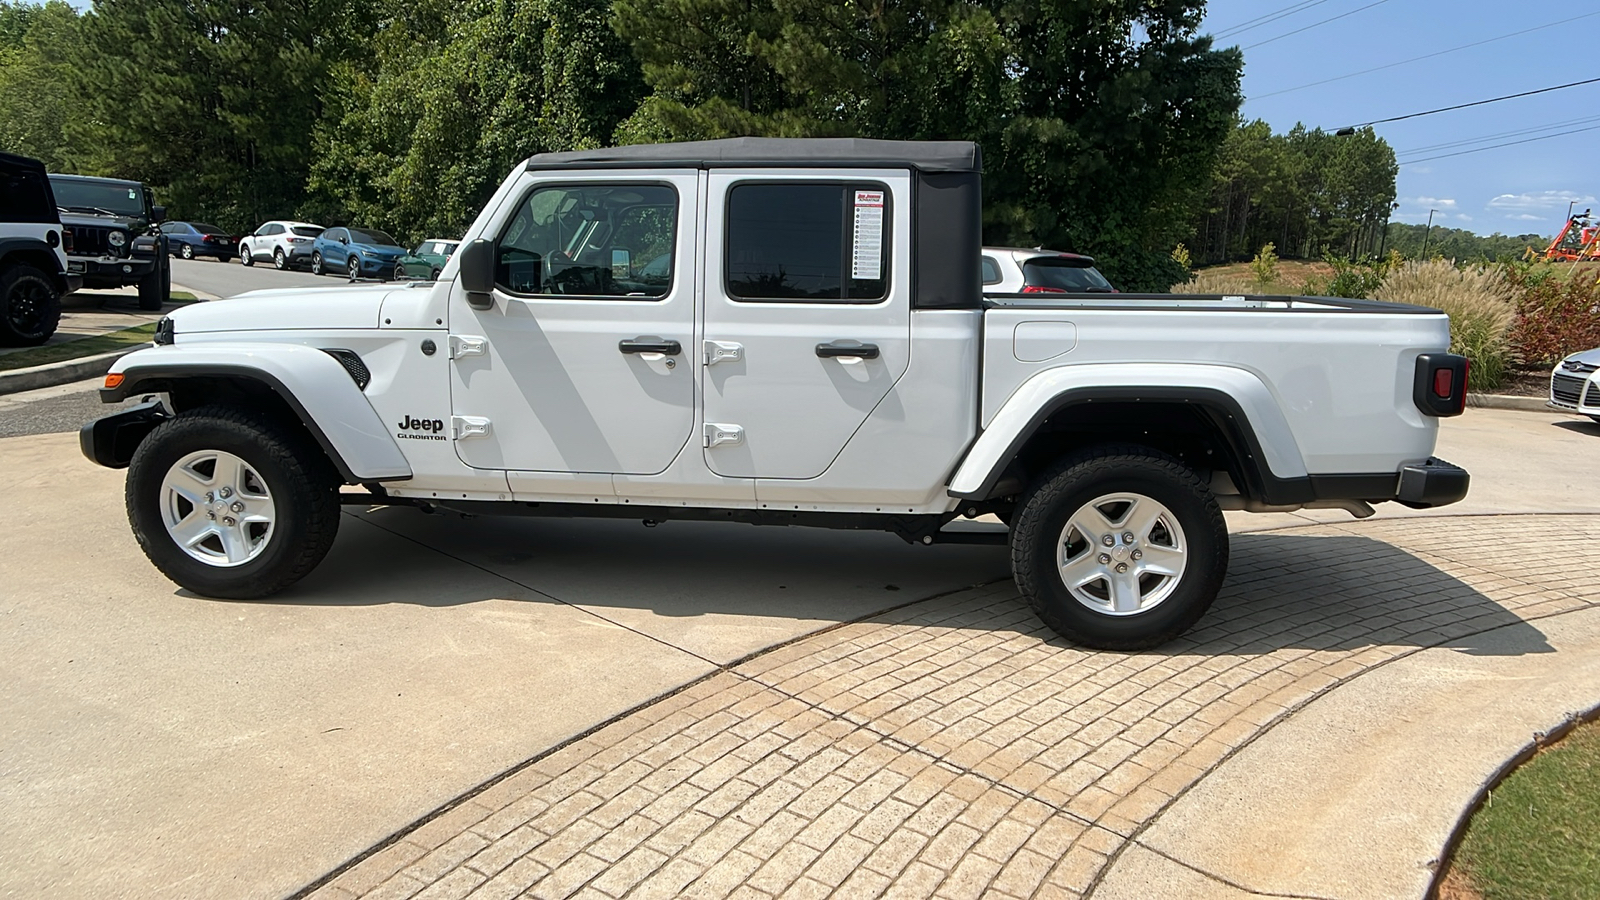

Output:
xmin=1374 ymin=260 xmax=1516 ymax=392
xmin=1507 ymin=266 xmax=1600 ymax=367
xmin=1171 ymin=270 xmax=1263 ymax=295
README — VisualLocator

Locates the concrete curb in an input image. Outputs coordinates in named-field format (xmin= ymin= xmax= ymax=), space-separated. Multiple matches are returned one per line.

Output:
xmin=1467 ymin=392 xmax=1559 ymax=412
xmin=0 ymin=349 xmax=129 ymax=396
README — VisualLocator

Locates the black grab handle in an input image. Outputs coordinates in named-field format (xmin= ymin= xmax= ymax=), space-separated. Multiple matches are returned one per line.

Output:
xmin=619 ymin=338 xmax=682 ymax=355
xmin=815 ymin=341 xmax=880 ymax=359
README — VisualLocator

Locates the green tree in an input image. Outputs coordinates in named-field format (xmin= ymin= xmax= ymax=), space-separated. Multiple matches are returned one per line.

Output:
xmin=0 ymin=1 xmax=79 ymax=169
xmin=615 ymin=0 xmax=1242 ymax=291
xmin=1384 ymin=223 xmax=1548 ymax=263
xmin=66 ymin=0 xmax=366 ymax=232
xmin=307 ymin=0 xmax=644 ymax=242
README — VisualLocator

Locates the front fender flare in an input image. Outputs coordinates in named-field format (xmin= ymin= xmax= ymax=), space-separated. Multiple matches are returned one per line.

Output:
xmin=101 ymin=343 xmax=412 ymax=482
xmin=948 ymin=363 xmax=1308 ymax=501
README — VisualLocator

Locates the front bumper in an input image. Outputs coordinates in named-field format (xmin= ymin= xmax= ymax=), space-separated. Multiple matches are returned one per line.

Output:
xmin=67 ymin=254 xmax=158 ymax=281
xmin=80 ymin=401 xmax=168 ymax=469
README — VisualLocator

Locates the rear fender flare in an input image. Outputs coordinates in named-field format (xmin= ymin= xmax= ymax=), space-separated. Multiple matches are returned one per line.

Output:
xmin=101 ymin=343 xmax=412 ymax=483
xmin=948 ymin=363 xmax=1308 ymax=501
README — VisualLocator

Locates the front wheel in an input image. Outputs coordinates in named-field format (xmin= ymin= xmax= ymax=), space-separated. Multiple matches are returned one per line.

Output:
xmin=136 ymin=261 xmax=168 ymax=311
xmin=347 ymin=255 xmax=361 ymax=282
xmin=1010 ymin=446 xmax=1228 ymax=650
xmin=0 ymin=264 xmax=62 ymax=346
xmin=179 ymin=243 xmax=194 ymax=260
xmin=240 ymin=244 xmax=254 ymax=265
xmin=125 ymin=406 xmax=340 ymax=598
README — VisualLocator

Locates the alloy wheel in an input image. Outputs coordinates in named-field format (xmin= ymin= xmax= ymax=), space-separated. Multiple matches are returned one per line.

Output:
xmin=159 ymin=449 xmax=276 ymax=567
xmin=1055 ymin=492 xmax=1188 ymax=616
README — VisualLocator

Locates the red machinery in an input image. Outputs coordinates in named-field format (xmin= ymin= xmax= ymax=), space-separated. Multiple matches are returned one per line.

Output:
xmin=1538 ymin=209 xmax=1600 ymax=262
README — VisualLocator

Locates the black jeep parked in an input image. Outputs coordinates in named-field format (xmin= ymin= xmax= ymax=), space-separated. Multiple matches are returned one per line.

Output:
xmin=48 ymin=173 xmax=170 ymax=311
xmin=1 ymin=151 xmax=76 ymax=345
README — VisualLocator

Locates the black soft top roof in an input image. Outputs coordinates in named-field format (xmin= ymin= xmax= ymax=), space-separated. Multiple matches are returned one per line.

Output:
xmin=0 ymin=150 xmax=47 ymax=175
xmin=526 ymin=137 xmax=982 ymax=174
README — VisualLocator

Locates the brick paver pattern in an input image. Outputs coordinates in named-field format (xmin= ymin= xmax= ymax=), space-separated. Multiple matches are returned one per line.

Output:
xmin=309 ymin=515 xmax=1600 ymax=900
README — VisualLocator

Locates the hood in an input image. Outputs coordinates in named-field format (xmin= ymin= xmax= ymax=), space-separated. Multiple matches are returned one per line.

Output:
xmin=355 ymin=242 xmax=406 ymax=257
xmin=170 ymin=285 xmax=397 ymax=334
xmin=1561 ymin=348 xmax=1600 ymax=370
xmin=59 ymin=210 xmax=147 ymax=231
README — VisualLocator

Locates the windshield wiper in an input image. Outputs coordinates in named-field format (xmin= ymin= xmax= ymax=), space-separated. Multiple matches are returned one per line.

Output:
xmin=59 ymin=205 xmax=122 ymax=217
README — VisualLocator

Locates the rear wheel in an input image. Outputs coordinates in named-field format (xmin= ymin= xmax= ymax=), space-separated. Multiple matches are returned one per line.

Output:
xmin=0 ymin=264 xmax=62 ymax=346
xmin=1011 ymin=446 xmax=1228 ymax=650
xmin=273 ymin=247 xmax=288 ymax=270
xmin=311 ymin=252 xmax=324 ymax=276
xmin=125 ymin=406 xmax=340 ymax=598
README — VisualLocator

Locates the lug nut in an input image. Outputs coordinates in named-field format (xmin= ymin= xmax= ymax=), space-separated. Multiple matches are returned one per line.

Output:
xmin=1131 ymin=550 xmax=1143 ymax=560
xmin=205 ymin=492 xmax=215 ymax=503
xmin=1098 ymin=553 xmax=1111 ymax=564
xmin=1115 ymin=563 xmax=1129 ymax=574
xmin=1102 ymin=534 xmax=1115 ymax=547
xmin=219 ymin=487 xmax=233 ymax=499
xmin=222 ymin=516 xmax=236 ymax=527
xmin=1122 ymin=532 xmax=1136 ymax=543
xmin=231 ymin=501 xmax=245 ymax=513
xmin=206 ymin=511 xmax=215 ymax=520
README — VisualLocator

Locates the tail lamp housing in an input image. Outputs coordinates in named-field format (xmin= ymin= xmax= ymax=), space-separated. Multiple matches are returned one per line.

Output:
xmin=1413 ymin=353 xmax=1469 ymax=417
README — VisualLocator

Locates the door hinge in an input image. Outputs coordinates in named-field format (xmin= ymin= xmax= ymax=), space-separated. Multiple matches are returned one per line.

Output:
xmin=704 ymin=340 xmax=744 ymax=366
xmin=452 ymin=415 xmax=492 ymax=440
xmin=450 ymin=335 xmax=487 ymax=359
xmin=703 ymin=423 xmax=744 ymax=448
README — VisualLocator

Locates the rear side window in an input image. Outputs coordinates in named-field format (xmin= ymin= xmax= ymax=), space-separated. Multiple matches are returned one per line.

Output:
xmin=495 ymin=183 xmax=678 ymax=299
xmin=725 ymin=182 xmax=890 ymax=303
xmin=1022 ymin=259 xmax=1115 ymax=292
xmin=981 ymin=256 xmax=1002 ymax=285
xmin=1 ymin=167 xmax=57 ymax=224
xmin=291 ymin=226 xmax=323 ymax=238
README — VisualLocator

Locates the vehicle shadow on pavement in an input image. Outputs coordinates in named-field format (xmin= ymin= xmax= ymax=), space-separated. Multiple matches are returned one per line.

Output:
xmin=1553 ymin=419 xmax=1600 ymax=437
xmin=254 ymin=509 xmax=1556 ymax=660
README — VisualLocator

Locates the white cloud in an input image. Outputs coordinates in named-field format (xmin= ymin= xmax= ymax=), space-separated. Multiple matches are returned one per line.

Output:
xmin=1455 ymin=214 xmax=1473 ymax=222
xmin=1406 ymin=196 xmax=1457 ymax=209
xmin=1507 ymin=213 xmax=1545 ymax=221
xmin=1487 ymin=190 xmax=1596 ymax=213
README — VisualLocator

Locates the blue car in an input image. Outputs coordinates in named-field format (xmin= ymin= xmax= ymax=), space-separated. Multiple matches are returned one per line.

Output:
xmin=159 ymin=221 xmax=237 ymax=261
xmin=309 ymin=226 xmax=407 ymax=281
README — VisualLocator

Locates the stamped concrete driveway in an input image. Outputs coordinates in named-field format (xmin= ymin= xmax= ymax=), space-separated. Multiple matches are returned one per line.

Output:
xmin=2 ymin=408 xmax=1597 ymax=899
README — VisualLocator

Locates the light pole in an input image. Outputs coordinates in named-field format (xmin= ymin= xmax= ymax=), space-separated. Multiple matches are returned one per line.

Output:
xmin=1422 ymin=208 xmax=1438 ymax=258
xmin=1569 ymin=200 xmax=1577 ymax=223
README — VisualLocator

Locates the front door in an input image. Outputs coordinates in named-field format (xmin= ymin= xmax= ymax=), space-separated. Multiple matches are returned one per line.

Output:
xmin=448 ymin=172 xmax=699 ymax=476
xmin=701 ymin=171 xmax=912 ymax=479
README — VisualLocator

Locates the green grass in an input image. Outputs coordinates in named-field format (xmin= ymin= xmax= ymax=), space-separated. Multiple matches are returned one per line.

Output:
xmin=0 ymin=322 xmax=158 ymax=372
xmin=1452 ymin=717 xmax=1600 ymax=899
xmin=169 ymin=291 xmax=198 ymax=303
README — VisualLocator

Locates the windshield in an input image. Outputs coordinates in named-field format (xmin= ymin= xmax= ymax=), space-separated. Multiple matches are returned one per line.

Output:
xmin=1022 ymin=258 xmax=1115 ymax=292
xmin=350 ymin=228 xmax=398 ymax=246
xmin=50 ymin=178 xmax=146 ymax=217
xmin=291 ymin=225 xmax=324 ymax=238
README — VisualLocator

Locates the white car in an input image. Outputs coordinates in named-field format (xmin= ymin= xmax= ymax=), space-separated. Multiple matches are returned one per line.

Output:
xmin=82 ymin=138 xmax=1471 ymax=650
xmin=982 ymin=246 xmax=1116 ymax=294
xmin=239 ymin=220 xmax=324 ymax=270
xmin=1549 ymin=348 xmax=1600 ymax=423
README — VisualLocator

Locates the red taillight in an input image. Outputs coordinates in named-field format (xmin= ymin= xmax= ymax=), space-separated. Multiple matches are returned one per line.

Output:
xmin=202 ymin=235 xmax=216 ymax=243
xmin=1433 ymin=368 xmax=1453 ymax=398
xmin=1021 ymin=285 xmax=1068 ymax=294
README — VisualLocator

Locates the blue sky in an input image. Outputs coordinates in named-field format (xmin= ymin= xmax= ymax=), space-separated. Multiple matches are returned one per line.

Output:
xmin=1202 ymin=0 xmax=1600 ymax=238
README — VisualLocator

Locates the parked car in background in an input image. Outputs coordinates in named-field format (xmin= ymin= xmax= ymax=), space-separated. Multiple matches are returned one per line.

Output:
xmin=983 ymin=246 xmax=1117 ymax=294
xmin=1 ymin=151 xmax=75 ymax=345
xmin=240 ymin=220 xmax=324 ymax=270
xmin=310 ymin=226 xmax=407 ymax=281
xmin=1549 ymin=349 xmax=1600 ymax=423
xmin=395 ymin=238 xmax=459 ymax=280
xmin=160 ymin=221 xmax=235 ymax=261
xmin=49 ymin=173 xmax=170 ymax=310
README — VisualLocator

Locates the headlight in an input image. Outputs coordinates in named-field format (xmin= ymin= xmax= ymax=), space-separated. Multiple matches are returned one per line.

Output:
xmin=107 ymin=230 xmax=127 ymax=248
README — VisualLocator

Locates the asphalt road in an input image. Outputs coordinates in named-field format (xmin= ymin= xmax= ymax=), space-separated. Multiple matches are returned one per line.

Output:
xmin=170 ymin=255 xmax=357 ymax=298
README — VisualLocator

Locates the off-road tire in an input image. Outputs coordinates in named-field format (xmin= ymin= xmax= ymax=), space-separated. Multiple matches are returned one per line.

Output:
xmin=136 ymin=259 xmax=167 ymax=311
xmin=0 ymin=264 xmax=62 ymax=346
xmin=1011 ymin=445 xmax=1228 ymax=650
xmin=273 ymin=247 xmax=288 ymax=270
xmin=125 ymin=406 xmax=341 ymax=599
xmin=240 ymin=244 xmax=254 ymax=266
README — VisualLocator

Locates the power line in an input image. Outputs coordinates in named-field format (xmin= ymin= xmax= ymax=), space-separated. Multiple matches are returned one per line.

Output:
xmin=1398 ymin=114 xmax=1600 ymax=156
xmin=1399 ymin=123 xmax=1600 ymax=165
xmin=1212 ymin=0 xmax=1336 ymax=39
xmin=1337 ymin=77 xmax=1600 ymax=132
xmin=1242 ymin=0 xmax=1394 ymax=50
xmin=1252 ymin=11 xmax=1600 ymax=100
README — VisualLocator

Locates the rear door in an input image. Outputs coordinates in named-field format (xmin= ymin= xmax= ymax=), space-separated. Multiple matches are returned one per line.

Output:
xmin=700 ymin=170 xmax=912 ymax=479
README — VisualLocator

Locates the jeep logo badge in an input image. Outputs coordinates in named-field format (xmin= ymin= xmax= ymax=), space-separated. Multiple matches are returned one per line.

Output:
xmin=399 ymin=415 xmax=445 ymax=433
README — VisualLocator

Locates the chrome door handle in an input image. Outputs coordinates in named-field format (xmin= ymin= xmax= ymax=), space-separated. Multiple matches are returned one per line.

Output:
xmin=816 ymin=341 xmax=879 ymax=360
xmin=619 ymin=337 xmax=682 ymax=355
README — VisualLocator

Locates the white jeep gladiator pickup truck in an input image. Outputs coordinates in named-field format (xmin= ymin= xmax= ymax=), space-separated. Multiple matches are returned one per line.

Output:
xmin=82 ymin=138 xmax=1470 ymax=649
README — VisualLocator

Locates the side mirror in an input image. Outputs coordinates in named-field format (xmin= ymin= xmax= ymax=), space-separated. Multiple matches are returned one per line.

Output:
xmin=458 ymin=238 xmax=496 ymax=310
xmin=611 ymin=248 xmax=632 ymax=277
xmin=150 ymin=205 xmax=167 ymax=223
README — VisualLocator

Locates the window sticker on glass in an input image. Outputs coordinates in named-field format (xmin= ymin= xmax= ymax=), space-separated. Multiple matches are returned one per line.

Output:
xmin=852 ymin=190 xmax=884 ymax=280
